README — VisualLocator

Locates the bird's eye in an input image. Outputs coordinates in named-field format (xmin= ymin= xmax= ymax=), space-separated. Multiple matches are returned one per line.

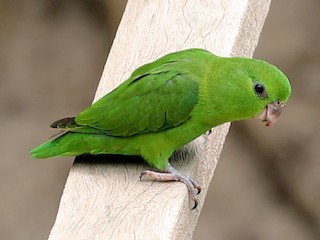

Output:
xmin=253 ymin=82 xmax=267 ymax=98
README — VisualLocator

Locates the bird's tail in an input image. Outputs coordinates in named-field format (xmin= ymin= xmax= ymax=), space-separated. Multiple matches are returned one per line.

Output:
xmin=31 ymin=132 xmax=81 ymax=158
xmin=30 ymin=131 xmax=130 ymax=159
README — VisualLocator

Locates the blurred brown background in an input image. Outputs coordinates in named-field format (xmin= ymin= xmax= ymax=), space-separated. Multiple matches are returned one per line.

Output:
xmin=1 ymin=0 xmax=319 ymax=239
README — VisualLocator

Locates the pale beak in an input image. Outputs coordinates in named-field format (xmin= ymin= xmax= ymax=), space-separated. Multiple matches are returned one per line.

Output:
xmin=259 ymin=101 xmax=286 ymax=126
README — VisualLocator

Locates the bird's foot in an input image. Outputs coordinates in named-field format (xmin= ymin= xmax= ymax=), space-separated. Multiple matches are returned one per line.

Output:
xmin=140 ymin=163 xmax=201 ymax=210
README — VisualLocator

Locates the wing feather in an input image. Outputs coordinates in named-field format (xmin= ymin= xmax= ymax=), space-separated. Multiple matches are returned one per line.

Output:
xmin=75 ymin=57 xmax=200 ymax=137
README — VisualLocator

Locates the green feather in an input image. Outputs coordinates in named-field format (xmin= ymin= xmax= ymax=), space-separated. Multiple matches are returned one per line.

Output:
xmin=31 ymin=48 xmax=291 ymax=171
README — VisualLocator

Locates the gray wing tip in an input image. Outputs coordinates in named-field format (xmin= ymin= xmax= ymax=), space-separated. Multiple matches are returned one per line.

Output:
xmin=50 ymin=117 xmax=76 ymax=129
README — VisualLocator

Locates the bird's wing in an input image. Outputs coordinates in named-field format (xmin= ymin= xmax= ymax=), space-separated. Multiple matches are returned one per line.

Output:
xmin=74 ymin=58 xmax=200 ymax=137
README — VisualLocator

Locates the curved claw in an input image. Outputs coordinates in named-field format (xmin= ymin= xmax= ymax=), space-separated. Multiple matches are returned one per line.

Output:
xmin=191 ymin=198 xmax=199 ymax=210
xmin=140 ymin=163 xmax=201 ymax=210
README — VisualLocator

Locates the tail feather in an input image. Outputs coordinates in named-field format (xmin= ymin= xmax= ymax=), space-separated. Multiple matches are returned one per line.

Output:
xmin=30 ymin=132 xmax=129 ymax=159
xmin=31 ymin=133 xmax=72 ymax=158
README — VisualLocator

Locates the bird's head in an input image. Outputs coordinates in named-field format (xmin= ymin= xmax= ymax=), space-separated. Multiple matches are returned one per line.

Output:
xmin=206 ymin=57 xmax=291 ymax=126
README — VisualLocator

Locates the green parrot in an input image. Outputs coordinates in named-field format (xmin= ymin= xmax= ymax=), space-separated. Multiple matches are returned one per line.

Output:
xmin=31 ymin=48 xmax=291 ymax=209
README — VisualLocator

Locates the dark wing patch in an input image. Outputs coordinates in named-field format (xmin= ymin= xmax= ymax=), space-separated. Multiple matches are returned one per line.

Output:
xmin=50 ymin=117 xmax=104 ymax=134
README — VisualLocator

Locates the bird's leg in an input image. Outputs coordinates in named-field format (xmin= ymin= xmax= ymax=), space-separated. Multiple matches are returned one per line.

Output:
xmin=140 ymin=163 xmax=201 ymax=209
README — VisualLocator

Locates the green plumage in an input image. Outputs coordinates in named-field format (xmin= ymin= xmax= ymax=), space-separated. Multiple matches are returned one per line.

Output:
xmin=31 ymin=48 xmax=291 ymax=171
